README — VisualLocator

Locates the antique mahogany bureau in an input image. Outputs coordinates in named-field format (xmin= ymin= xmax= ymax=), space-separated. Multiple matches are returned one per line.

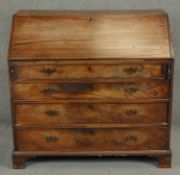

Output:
xmin=8 ymin=10 xmax=174 ymax=168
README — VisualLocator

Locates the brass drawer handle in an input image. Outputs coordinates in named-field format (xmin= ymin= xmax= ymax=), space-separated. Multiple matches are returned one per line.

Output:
xmin=42 ymin=87 xmax=59 ymax=95
xmin=125 ymin=135 xmax=137 ymax=142
xmin=45 ymin=109 xmax=59 ymax=116
xmin=123 ymin=66 xmax=143 ymax=74
xmin=40 ymin=67 xmax=57 ymax=75
xmin=124 ymin=109 xmax=138 ymax=116
xmin=43 ymin=135 xmax=59 ymax=142
xmin=123 ymin=85 xmax=138 ymax=95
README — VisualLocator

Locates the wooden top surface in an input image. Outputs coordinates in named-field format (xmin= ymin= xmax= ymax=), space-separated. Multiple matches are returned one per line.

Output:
xmin=9 ymin=10 xmax=173 ymax=60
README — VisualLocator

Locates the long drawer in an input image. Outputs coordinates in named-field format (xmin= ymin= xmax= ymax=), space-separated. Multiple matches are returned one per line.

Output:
xmin=15 ymin=103 xmax=167 ymax=125
xmin=10 ymin=61 xmax=166 ymax=80
xmin=16 ymin=127 xmax=169 ymax=151
xmin=12 ymin=81 xmax=169 ymax=100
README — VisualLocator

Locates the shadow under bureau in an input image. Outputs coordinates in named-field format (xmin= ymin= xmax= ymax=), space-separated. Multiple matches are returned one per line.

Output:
xmin=8 ymin=10 xmax=174 ymax=168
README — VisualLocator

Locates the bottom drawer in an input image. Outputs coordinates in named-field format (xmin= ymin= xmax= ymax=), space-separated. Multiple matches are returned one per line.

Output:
xmin=16 ymin=127 xmax=168 ymax=152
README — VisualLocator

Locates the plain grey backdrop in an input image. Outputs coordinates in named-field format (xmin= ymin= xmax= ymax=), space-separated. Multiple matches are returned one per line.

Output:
xmin=0 ymin=0 xmax=179 ymax=174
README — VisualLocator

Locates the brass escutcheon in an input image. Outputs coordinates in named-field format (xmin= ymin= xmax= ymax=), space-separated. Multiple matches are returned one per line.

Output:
xmin=125 ymin=135 xmax=137 ymax=142
xmin=42 ymin=87 xmax=59 ymax=95
xmin=123 ymin=85 xmax=138 ymax=95
xmin=123 ymin=66 xmax=143 ymax=74
xmin=124 ymin=109 xmax=138 ymax=116
xmin=45 ymin=109 xmax=59 ymax=116
xmin=43 ymin=135 xmax=59 ymax=142
xmin=40 ymin=67 xmax=56 ymax=75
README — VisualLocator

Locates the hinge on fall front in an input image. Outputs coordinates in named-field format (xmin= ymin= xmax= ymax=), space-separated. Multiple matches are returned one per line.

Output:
xmin=166 ymin=62 xmax=172 ymax=80
xmin=9 ymin=62 xmax=16 ymax=81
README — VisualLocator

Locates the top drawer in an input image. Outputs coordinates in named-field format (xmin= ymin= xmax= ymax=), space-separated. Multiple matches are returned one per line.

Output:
xmin=10 ymin=61 xmax=166 ymax=81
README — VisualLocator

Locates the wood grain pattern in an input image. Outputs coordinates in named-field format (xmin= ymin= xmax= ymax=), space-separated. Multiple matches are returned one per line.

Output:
xmin=9 ymin=11 xmax=172 ymax=60
xmin=12 ymin=81 xmax=169 ymax=100
xmin=16 ymin=127 xmax=168 ymax=151
xmin=12 ymin=61 xmax=164 ymax=80
xmin=8 ymin=10 xmax=173 ymax=168
xmin=15 ymin=103 xmax=167 ymax=125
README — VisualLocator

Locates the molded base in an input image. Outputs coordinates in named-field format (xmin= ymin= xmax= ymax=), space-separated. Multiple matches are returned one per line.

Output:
xmin=12 ymin=150 xmax=172 ymax=169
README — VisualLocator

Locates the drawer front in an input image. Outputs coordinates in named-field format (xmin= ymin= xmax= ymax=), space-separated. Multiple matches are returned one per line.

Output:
xmin=12 ymin=62 xmax=165 ymax=80
xmin=15 ymin=103 xmax=167 ymax=124
xmin=12 ymin=81 xmax=169 ymax=100
xmin=16 ymin=127 xmax=168 ymax=151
